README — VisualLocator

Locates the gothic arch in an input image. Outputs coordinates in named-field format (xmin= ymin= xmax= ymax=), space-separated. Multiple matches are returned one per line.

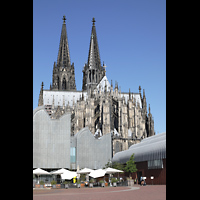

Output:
xmin=62 ymin=77 xmax=67 ymax=90
xmin=57 ymin=76 xmax=59 ymax=89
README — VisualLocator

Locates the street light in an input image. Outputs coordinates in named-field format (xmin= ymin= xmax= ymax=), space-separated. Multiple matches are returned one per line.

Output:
xmin=150 ymin=176 xmax=154 ymax=185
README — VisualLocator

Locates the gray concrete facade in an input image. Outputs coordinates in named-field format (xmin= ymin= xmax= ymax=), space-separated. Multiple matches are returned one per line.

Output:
xmin=73 ymin=127 xmax=112 ymax=169
xmin=33 ymin=106 xmax=71 ymax=168
xmin=33 ymin=106 xmax=112 ymax=170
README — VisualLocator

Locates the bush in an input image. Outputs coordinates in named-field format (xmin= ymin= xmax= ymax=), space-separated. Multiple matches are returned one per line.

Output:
xmin=111 ymin=178 xmax=118 ymax=183
xmin=99 ymin=180 xmax=104 ymax=184
xmin=63 ymin=180 xmax=70 ymax=184
xmin=51 ymin=180 xmax=57 ymax=185
xmin=89 ymin=178 xmax=94 ymax=183
xmin=39 ymin=180 xmax=44 ymax=185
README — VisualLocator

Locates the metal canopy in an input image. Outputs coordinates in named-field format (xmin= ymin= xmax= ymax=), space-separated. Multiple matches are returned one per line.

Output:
xmin=112 ymin=132 xmax=166 ymax=164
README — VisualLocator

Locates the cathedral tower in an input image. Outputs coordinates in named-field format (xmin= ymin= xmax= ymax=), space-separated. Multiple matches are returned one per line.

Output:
xmin=37 ymin=16 xmax=155 ymax=154
xmin=82 ymin=18 xmax=105 ymax=93
xmin=51 ymin=16 xmax=76 ymax=91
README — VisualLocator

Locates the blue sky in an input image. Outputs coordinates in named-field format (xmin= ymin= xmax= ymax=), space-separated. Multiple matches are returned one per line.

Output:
xmin=33 ymin=0 xmax=166 ymax=134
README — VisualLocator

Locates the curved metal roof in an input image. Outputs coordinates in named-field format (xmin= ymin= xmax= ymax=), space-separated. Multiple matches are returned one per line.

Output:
xmin=112 ymin=132 xmax=166 ymax=164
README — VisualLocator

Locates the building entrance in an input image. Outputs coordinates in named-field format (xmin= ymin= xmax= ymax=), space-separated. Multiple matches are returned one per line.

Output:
xmin=137 ymin=171 xmax=142 ymax=184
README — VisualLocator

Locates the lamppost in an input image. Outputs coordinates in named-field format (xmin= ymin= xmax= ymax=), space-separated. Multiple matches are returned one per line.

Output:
xmin=150 ymin=176 xmax=154 ymax=185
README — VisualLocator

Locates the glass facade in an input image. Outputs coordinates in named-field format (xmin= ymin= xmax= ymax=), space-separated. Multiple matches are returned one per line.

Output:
xmin=70 ymin=147 xmax=76 ymax=163
xmin=148 ymin=159 xmax=163 ymax=169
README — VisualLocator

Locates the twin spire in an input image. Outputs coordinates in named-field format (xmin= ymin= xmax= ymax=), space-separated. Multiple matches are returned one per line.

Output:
xmin=81 ymin=17 xmax=105 ymax=91
xmin=57 ymin=15 xmax=71 ymax=68
xmin=88 ymin=17 xmax=101 ymax=70
xmin=58 ymin=16 xmax=101 ymax=71
xmin=51 ymin=16 xmax=104 ymax=92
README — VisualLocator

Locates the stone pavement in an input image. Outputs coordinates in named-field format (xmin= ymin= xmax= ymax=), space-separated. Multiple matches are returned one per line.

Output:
xmin=33 ymin=185 xmax=166 ymax=200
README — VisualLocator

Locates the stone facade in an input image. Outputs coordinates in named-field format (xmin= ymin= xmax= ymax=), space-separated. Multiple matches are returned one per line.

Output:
xmin=37 ymin=17 xmax=155 ymax=156
xmin=50 ymin=16 xmax=76 ymax=91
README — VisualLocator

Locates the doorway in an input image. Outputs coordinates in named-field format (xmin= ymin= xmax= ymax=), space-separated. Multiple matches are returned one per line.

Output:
xmin=137 ymin=171 xmax=142 ymax=184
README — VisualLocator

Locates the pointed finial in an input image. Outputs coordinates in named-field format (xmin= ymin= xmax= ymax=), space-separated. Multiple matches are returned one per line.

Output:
xmin=104 ymin=64 xmax=107 ymax=75
xmin=92 ymin=17 xmax=96 ymax=26
xmin=62 ymin=15 xmax=66 ymax=23
xmin=53 ymin=61 xmax=56 ymax=69
xmin=115 ymin=81 xmax=118 ymax=89
xmin=143 ymin=89 xmax=146 ymax=98
xmin=149 ymin=104 xmax=151 ymax=113
xmin=139 ymin=85 xmax=141 ymax=93
xmin=38 ymin=82 xmax=44 ymax=106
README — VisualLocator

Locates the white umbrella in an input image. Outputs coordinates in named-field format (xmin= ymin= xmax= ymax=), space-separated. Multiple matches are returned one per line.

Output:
xmin=89 ymin=169 xmax=106 ymax=178
xmin=61 ymin=171 xmax=77 ymax=180
xmin=77 ymin=168 xmax=93 ymax=174
xmin=104 ymin=167 xmax=124 ymax=181
xmin=104 ymin=167 xmax=123 ymax=174
xmin=78 ymin=168 xmax=93 ymax=182
xmin=33 ymin=168 xmax=50 ymax=184
xmin=51 ymin=168 xmax=70 ymax=175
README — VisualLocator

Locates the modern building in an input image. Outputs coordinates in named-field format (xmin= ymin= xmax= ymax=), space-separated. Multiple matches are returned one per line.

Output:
xmin=33 ymin=106 xmax=71 ymax=169
xmin=112 ymin=132 xmax=166 ymax=184
xmin=33 ymin=106 xmax=112 ymax=170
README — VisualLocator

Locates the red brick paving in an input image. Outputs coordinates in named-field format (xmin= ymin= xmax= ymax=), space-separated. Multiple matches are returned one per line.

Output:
xmin=33 ymin=185 xmax=166 ymax=200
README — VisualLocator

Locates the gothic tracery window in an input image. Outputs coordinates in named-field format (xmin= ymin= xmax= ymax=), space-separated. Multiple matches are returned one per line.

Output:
xmin=62 ymin=77 xmax=66 ymax=90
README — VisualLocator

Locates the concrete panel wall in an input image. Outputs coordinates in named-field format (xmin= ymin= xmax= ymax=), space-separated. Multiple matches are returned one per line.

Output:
xmin=75 ymin=127 xmax=112 ymax=169
xmin=33 ymin=106 xmax=71 ymax=168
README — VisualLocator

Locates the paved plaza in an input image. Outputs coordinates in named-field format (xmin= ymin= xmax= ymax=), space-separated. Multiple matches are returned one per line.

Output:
xmin=33 ymin=185 xmax=166 ymax=200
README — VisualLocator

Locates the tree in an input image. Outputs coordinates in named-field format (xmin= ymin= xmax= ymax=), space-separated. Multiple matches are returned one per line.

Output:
xmin=124 ymin=153 xmax=137 ymax=178
xmin=104 ymin=161 xmax=125 ymax=171
xmin=112 ymin=162 xmax=125 ymax=171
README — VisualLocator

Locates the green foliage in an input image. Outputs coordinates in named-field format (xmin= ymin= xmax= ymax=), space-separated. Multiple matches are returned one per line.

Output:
xmin=63 ymin=180 xmax=71 ymax=184
xmin=124 ymin=153 xmax=137 ymax=176
xmin=105 ymin=161 xmax=112 ymax=168
xmin=89 ymin=178 xmax=94 ymax=183
xmin=39 ymin=180 xmax=44 ymax=185
xmin=80 ymin=174 xmax=86 ymax=181
xmin=99 ymin=180 xmax=104 ymax=184
xmin=112 ymin=162 xmax=125 ymax=171
xmin=104 ymin=161 xmax=124 ymax=172
xmin=111 ymin=178 xmax=118 ymax=183
xmin=76 ymin=179 xmax=81 ymax=184
xmin=51 ymin=180 xmax=57 ymax=185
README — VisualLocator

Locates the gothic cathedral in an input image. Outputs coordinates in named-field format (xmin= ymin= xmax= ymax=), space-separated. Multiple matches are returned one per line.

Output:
xmin=38 ymin=16 xmax=155 ymax=155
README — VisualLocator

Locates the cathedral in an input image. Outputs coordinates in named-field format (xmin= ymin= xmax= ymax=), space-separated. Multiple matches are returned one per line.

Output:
xmin=37 ymin=16 xmax=155 ymax=155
